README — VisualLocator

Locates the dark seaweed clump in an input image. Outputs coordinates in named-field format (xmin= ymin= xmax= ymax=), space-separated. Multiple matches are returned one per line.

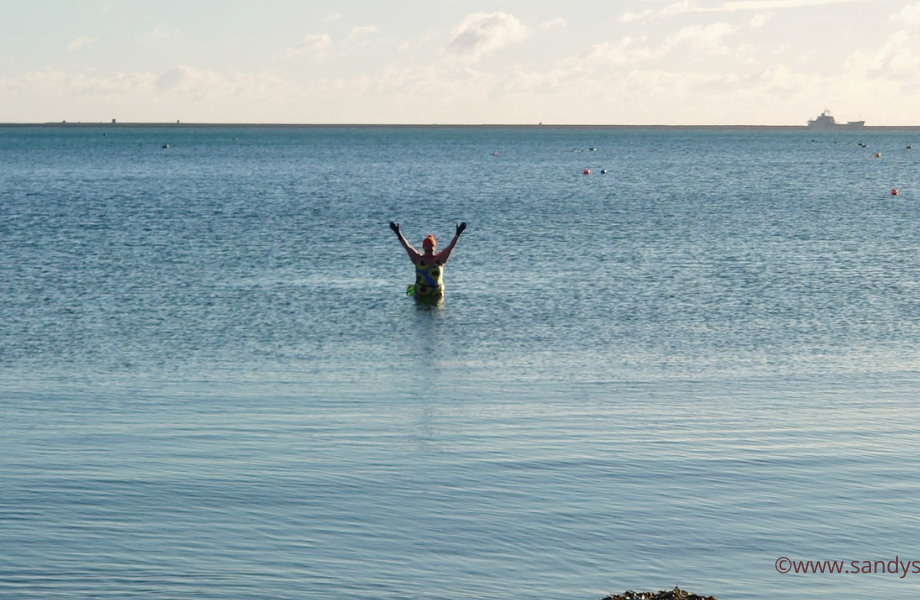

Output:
xmin=602 ymin=586 xmax=716 ymax=600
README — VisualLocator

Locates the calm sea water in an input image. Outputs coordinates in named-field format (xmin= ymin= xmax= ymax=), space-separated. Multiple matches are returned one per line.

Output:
xmin=2 ymin=125 xmax=920 ymax=599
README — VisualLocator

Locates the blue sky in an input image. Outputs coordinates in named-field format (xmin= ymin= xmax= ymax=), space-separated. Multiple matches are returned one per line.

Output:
xmin=2 ymin=0 xmax=919 ymax=124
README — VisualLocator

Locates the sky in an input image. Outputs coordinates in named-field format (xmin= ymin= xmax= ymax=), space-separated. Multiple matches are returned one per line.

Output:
xmin=1 ymin=0 xmax=919 ymax=124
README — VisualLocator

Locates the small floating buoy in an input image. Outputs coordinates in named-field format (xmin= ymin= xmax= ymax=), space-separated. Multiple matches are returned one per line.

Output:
xmin=162 ymin=144 xmax=169 ymax=149
xmin=892 ymin=189 xmax=899 ymax=196
xmin=589 ymin=147 xmax=597 ymax=151
xmin=601 ymin=169 xmax=608 ymax=174
xmin=583 ymin=168 xmax=590 ymax=175
xmin=875 ymin=152 xmax=881 ymax=158
xmin=492 ymin=151 xmax=498 ymax=156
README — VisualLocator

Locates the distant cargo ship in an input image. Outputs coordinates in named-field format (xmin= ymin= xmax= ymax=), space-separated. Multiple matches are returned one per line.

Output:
xmin=807 ymin=110 xmax=865 ymax=129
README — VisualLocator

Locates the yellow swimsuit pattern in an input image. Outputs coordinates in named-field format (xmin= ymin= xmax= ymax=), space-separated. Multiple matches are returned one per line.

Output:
xmin=408 ymin=259 xmax=444 ymax=300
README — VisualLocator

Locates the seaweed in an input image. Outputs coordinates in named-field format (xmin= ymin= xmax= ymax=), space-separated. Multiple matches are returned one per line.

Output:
xmin=602 ymin=586 xmax=717 ymax=600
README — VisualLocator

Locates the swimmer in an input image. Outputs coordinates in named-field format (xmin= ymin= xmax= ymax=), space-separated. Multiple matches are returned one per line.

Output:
xmin=389 ymin=221 xmax=467 ymax=301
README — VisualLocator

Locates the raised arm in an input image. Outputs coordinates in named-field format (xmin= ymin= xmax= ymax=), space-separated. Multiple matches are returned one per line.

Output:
xmin=390 ymin=222 xmax=422 ymax=264
xmin=435 ymin=222 xmax=466 ymax=264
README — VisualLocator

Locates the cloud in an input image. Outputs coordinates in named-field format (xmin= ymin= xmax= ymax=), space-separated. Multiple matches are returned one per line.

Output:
xmin=345 ymin=26 xmax=379 ymax=42
xmin=891 ymin=1 xmax=920 ymax=24
xmin=586 ymin=37 xmax=658 ymax=65
xmin=540 ymin=17 xmax=567 ymax=29
xmin=154 ymin=66 xmax=294 ymax=99
xmin=621 ymin=1 xmax=703 ymax=22
xmin=280 ymin=35 xmax=333 ymax=61
xmin=137 ymin=25 xmax=177 ymax=44
xmin=748 ymin=12 xmax=771 ymax=27
xmin=67 ymin=37 xmax=99 ymax=51
xmin=667 ymin=22 xmax=736 ymax=54
xmin=0 ymin=65 xmax=293 ymax=101
xmin=621 ymin=0 xmax=867 ymax=21
xmin=845 ymin=31 xmax=920 ymax=78
xmin=718 ymin=0 xmax=870 ymax=10
xmin=399 ymin=31 xmax=439 ymax=54
xmin=446 ymin=12 xmax=529 ymax=62
xmin=0 ymin=67 xmax=151 ymax=96
xmin=587 ymin=22 xmax=739 ymax=66
xmin=155 ymin=65 xmax=225 ymax=93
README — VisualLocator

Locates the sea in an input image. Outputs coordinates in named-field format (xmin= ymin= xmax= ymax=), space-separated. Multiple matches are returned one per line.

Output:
xmin=2 ymin=124 xmax=920 ymax=600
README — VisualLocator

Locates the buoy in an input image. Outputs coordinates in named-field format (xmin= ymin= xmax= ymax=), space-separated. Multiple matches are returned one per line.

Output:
xmin=583 ymin=168 xmax=590 ymax=175
xmin=601 ymin=169 xmax=608 ymax=174
xmin=908 ymin=145 xmax=913 ymax=149
xmin=492 ymin=151 xmax=499 ymax=156
xmin=891 ymin=189 xmax=899 ymax=196
xmin=875 ymin=152 xmax=881 ymax=158
xmin=162 ymin=144 xmax=169 ymax=149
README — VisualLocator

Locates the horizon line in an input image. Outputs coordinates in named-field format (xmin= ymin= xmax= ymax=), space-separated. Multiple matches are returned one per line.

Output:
xmin=2 ymin=122 xmax=920 ymax=130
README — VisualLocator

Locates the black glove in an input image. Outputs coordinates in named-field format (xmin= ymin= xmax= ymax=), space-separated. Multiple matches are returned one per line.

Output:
xmin=389 ymin=222 xmax=400 ymax=235
xmin=456 ymin=222 xmax=467 ymax=236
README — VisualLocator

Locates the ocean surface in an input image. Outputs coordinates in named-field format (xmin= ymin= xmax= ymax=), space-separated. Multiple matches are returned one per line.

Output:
xmin=2 ymin=125 xmax=920 ymax=599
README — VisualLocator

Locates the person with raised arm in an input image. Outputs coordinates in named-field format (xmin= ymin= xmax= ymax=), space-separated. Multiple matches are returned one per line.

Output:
xmin=389 ymin=222 xmax=467 ymax=301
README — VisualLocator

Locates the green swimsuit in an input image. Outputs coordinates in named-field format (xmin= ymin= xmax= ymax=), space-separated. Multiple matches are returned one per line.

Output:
xmin=407 ymin=259 xmax=444 ymax=300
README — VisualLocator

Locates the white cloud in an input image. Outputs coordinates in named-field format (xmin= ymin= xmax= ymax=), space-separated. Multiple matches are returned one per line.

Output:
xmin=0 ymin=65 xmax=293 ymax=101
xmin=586 ymin=37 xmax=657 ymax=65
xmin=540 ymin=17 xmax=567 ymax=29
xmin=622 ymin=0 xmax=866 ymax=21
xmin=620 ymin=9 xmax=653 ymax=23
xmin=155 ymin=65 xmax=225 ymax=93
xmin=845 ymin=31 xmax=920 ymax=78
xmin=137 ymin=25 xmax=177 ymax=44
xmin=446 ymin=12 xmax=529 ymax=62
xmin=621 ymin=1 xmax=703 ymax=22
xmin=345 ymin=26 xmax=379 ymax=42
xmin=667 ymin=22 xmax=736 ymax=54
xmin=399 ymin=31 xmax=439 ymax=54
xmin=735 ymin=43 xmax=757 ymax=63
xmin=1 ymin=68 xmax=150 ymax=96
xmin=891 ymin=1 xmax=920 ymax=24
xmin=280 ymin=35 xmax=333 ymax=61
xmin=748 ymin=12 xmax=771 ymax=27
xmin=719 ymin=0 xmax=871 ymax=10
xmin=587 ymin=22 xmax=738 ymax=66
xmin=67 ymin=37 xmax=99 ymax=51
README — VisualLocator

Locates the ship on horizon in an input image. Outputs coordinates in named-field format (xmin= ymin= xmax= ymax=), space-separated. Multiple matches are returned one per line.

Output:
xmin=807 ymin=109 xmax=865 ymax=129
